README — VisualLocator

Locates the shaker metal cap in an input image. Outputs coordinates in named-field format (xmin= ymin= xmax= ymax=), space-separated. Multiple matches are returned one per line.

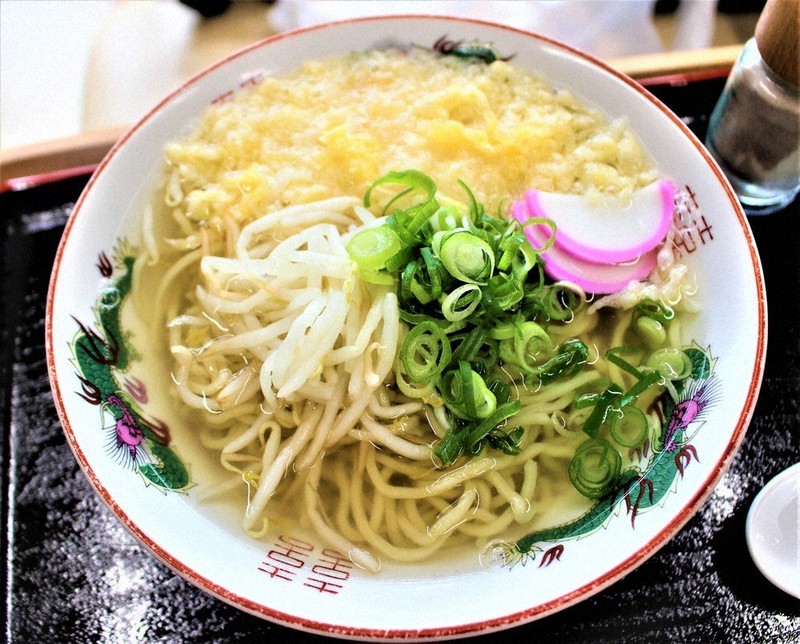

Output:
xmin=755 ymin=0 xmax=800 ymax=86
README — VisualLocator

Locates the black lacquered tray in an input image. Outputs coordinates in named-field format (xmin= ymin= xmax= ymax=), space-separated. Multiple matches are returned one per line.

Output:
xmin=2 ymin=75 xmax=799 ymax=643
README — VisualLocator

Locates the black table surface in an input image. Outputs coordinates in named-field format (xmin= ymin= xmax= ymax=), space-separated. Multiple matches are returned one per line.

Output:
xmin=2 ymin=76 xmax=799 ymax=643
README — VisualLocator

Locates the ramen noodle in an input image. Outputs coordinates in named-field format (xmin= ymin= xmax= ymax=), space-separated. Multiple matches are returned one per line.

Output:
xmin=134 ymin=46 xmax=694 ymax=572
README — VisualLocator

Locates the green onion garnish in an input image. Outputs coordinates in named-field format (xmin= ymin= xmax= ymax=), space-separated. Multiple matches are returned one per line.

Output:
xmin=646 ymin=347 xmax=692 ymax=380
xmin=440 ymin=361 xmax=497 ymax=420
xmin=400 ymin=321 xmax=452 ymax=384
xmin=609 ymin=406 xmax=649 ymax=448
xmin=348 ymin=170 xmax=595 ymax=468
xmin=432 ymin=229 xmax=495 ymax=284
xmin=568 ymin=438 xmax=622 ymax=499
xmin=347 ymin=226 xmax=403 ymax=272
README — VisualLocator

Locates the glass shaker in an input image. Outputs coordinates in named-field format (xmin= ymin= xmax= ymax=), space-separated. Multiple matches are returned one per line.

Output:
xmin=705 ymin=0 xmax=800 ymax=215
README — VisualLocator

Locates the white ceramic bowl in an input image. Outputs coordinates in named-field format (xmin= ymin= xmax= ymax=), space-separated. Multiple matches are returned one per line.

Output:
xmin=47 ymin=16 xmax=767 ymax=641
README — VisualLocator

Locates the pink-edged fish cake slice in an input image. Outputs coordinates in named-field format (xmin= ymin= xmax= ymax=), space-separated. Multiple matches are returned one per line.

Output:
xmin=511 ymin=202 xmax=659 ymax=294
xmin=525 ymin=179 xmax=674 ymax=265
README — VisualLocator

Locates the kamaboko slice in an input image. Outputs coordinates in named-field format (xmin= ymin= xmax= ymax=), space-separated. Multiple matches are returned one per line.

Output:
xmin=524 ymin=179 xmax=674 ymax=264
xmin=512 ymin=204 xmax=658 ymax=295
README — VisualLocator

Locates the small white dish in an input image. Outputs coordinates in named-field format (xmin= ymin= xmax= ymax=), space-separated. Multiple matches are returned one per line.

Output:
xmin=746 ymin=462 xmax=800 ymax=599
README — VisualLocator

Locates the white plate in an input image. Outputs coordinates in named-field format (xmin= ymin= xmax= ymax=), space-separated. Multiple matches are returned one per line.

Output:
xmin=747 ymin=462 xmax=800 ymax=599
xmin=46 ymin=16 xmax=767 ymax=640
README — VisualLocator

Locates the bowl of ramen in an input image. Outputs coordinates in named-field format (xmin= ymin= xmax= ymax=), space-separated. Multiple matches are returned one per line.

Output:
xmin=47 ymin=15 xmax=766 ymax=640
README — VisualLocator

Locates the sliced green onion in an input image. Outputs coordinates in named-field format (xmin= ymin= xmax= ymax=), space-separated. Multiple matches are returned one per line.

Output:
xmin=568 ymin=438 xmax=622 ymax=499
xmin=365 ymin=170 xmax=440 ymax=246
xmin=544 ymin=283 xmax=585 ymax=322
xmin=433 ymin=402 xmax=522 ymax=466
xmin=485 ymin=425 xmax=524 ymax=455
xmin=431 ymin=204 xmax=461 ymax=232
xmin=441 ymin=362 xmax=497 ymax=420
xmin=364 ymin=169 xmax=436 ymax=210
xmin=347 ymin=226 xmax=403 ymax=272
xmin=398 ymin=309 xmax=449 ymax=328
xmin=400 ymin=259 xmax=426 ymax=304
xmin=581 ymin=385 xmax=624 ymax=439
xmin=400 ymin=197 xmax=441 ymax=238
xmin=646 ymin=347 xmax=693 ymax=380
xmin=617 ymin=371 xmax=661 ymax=408
xmin=465 ymin=400 xmax=521 ymax=451
xmin=636 ymin=316 xmax=667 ymax=346
xmin=606 ymin=347 xmax=646 ymax=379
xmin=533 ymin=339 xmax=589 ymax=385
xmin=518 ymin=216 xmax=557 ymax=253
xmin=400 ymin=249 xmax=449 ymax=306
xmin=581 ymin=356 xmax=660 ymax=440
xmin=449 ymin=326 xmax=489 ymax=366
xmin=419 ymin=247 xmax=446 ymax=300
xmin=433 ymin=423 xmax=469 ymax=466
xmin=487 ymin=322 xmax=518 ymax=341
xmin=636 ymin=298 xmax=675 ymax=324
xmin=485 ymin=373 xmax=514 ymax=403
xmin=441 ymin=284 xmax=482 ymax=321
xmin=609 ymin=406 xmax=649 ymax=448
xmin=432 ymin=229 xmax=495 ymax=284
xmin=495 ymin=225 xmax=524 ymax=273
xmin=400 ymin=321 xmax=452 ymax=383
xmin=511 ymin=237 xmax=540 ymax=282
xmin=457 ymin=178 xmax=483 ymax=221
xmin=383 ymin=244 xmax=418 ymax=273
xmin=634 ymin=299 xmax=674 ymax=346
xmin=394 ymin=357 xmax=438 ymax=400
xmin=498 ymin=321 xmax=553 ymax=373
xmin=481 ymin=274 xmax=524 ymax=315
